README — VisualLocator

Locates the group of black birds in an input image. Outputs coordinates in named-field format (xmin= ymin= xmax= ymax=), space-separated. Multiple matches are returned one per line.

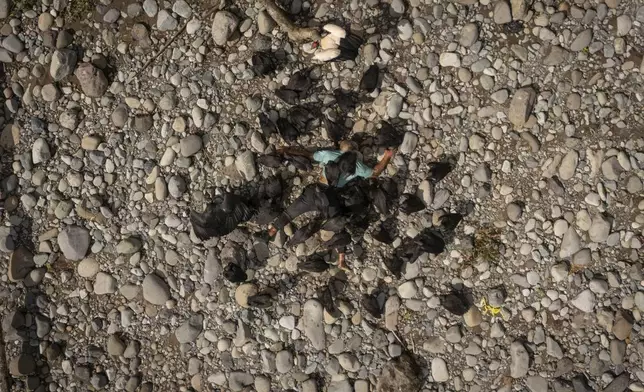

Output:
xmin=189 ymin=28 xmax=472 ymax=319
xmin=250 ymin=54 xmax=382 ymax=148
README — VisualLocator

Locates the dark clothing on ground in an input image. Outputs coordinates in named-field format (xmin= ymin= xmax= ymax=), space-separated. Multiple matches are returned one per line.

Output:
xmin=272 ymin=183 xmax=342 ymax=230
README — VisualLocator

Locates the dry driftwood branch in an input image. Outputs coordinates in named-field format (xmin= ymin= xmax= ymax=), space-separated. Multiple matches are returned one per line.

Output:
xmin=259 ymin=0 xmax=320 ymax=42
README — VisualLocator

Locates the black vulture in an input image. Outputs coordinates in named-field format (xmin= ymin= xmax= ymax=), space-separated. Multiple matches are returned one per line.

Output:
xmin=361 ymin=293 xmax=382 ymax=318
xmin=251 ymin=51 xmax=278 ymax=76
xmin=191 ymin=193 xmax=256 ymax=240
xmin=299 ymin=253 xmax=331 ymax=273
xmin=286 ymin=220 xmax=323 ymax=247
xmin=400 ymin=193 xmax=426 ymax=215
xmin=258 ymin=112 xmax=277 ymax=137
xmin=257 ymin=154 xmax=283 ymax=168
xmin=359 ymin=64 xmax=379 ymax=93
xmin=223 ymin=263 xmax=247 ymax=283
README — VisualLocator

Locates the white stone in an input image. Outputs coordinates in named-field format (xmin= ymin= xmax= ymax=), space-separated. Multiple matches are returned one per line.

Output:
xmin=431 ymin=357 xmax=449 ymax=382
xmin=439 ymin=52 xmax=461 ymax=67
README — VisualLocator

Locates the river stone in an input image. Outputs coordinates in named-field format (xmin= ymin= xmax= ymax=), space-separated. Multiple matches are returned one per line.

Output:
xmin=211 ymin=11 xmax=238 ymax=46
xmin=175 ymin=314 xmax=204 ymax=343
xmin=302 ymin=299 xmax=326 ymax=350
xmin=9 ymin=246 xmax=35 ymax=282
xmin=57 ymin=226 xmax=90 ymax=261
xmin=50 ymin=49 xmax=77 ymax=81
xmin=142 ymin=274 xmax=171 ymax=305
xmin=510 ymin=341 xmax=530 ymax=378
xmin=75 ymin=63 xmax=108 ymax=97
xmin=508 ymin=87 xmax=536 ymax=127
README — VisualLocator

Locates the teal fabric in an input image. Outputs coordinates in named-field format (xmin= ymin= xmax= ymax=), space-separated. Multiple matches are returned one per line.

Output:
xmin=313 ymin=150 xmax=374 ymax=188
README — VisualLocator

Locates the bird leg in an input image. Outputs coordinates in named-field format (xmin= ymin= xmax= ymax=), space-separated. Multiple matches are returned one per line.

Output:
xmin=259 ymin=0 xmax=321 ymax=42
xmin=337 ymin=252 xmax=348 ymax=270
xmin=371 ymin=148 xmax=396 ymax=177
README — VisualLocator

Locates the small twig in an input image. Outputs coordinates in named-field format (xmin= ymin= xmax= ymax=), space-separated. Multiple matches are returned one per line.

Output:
xmin=127 ymin=23 xmax=187 ymax=84
xmin=259 ymin=0 xmax=320 ymax=42
xmin=127 ymin=1 xmax=223 ymax=85
xmin=391 ymin=330 xmax=403 ymax=346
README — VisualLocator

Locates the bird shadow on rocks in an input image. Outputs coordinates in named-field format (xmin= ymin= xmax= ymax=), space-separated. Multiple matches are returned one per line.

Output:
xmin=303 ymin=374 xmax=326 ymax=392
xmin=515 ymin=336 xmax=537 ymax=368
xmin=437 ymin=199 xmax=475 ymax=249
xmin=13 ymin=209 xmax=35 ymax=255
xmin=617 ymin=309 xmax=635 ymax=325
xmin=437 ymin=285 xmax=475 ymax=316
xmin=362 ymin=2 xmax=406 ymax=36
xmin=376 ymin=341 xmax=430 ymax=392
xmin=405 ymin=351 xmax=430 ymax=390
xmin=365 ymin=278 xmax=393 ymax=314
xmin=19 ymin=285 xmax=59 ymax=388
xmin=0 ymin=65 xmax=35 ymax=388
xmin=278 ymin=0 xmax=317 ymax=25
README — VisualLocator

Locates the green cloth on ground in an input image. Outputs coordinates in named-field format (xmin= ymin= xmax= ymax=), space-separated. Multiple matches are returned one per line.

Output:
xmin=313 ymin=150 xmax=374 ymax=188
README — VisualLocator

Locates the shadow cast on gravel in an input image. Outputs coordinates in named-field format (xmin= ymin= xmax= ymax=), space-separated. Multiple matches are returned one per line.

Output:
xmin=1 ymin=208 xmax=58 ymax=391
xmin=363 ymin=2 xmax=406 ymax=36
xmin=1 ymin=61 xmax=59 ymax=391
